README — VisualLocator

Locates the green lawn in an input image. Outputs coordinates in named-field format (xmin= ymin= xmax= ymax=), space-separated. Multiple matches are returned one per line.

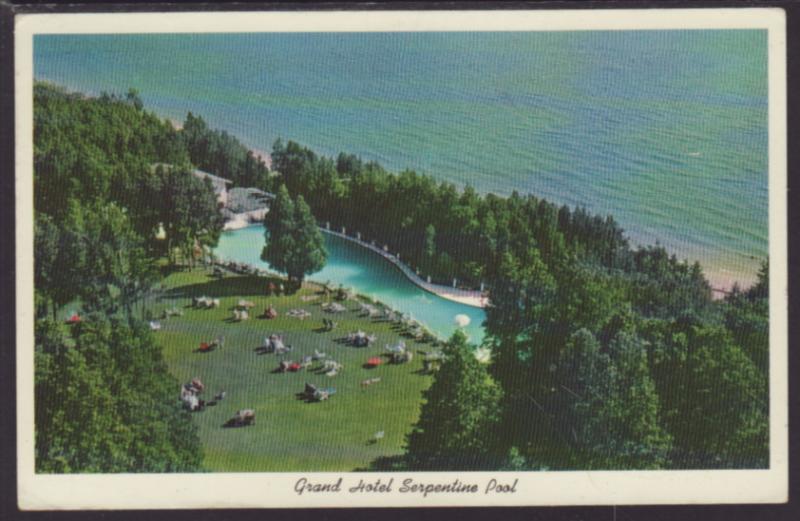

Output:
xmin=151 ymin=267 xmax=434 ymax=472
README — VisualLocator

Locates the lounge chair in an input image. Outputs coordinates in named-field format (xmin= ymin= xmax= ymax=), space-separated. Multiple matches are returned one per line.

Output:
xmin=232 ymin=409 xmax=255 ymax=426
xmin=304 ymin=383 xmax=318 ymax=398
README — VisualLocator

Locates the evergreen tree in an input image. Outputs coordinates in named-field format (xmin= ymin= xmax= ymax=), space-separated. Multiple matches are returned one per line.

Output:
xmin=724 ymin=260 xmax=769 ymax=374
xmin=34 ymin=213 xmax=82 ymax=319
xmin=262 ymin=184 xmax=297 ymax=278
xmin=78 ymin=202 xmax=159 ymax=317
xmin=262 ymin=186 xmax=327 ymax=288
xmin=159 ymin=165 xmax=224 ymax=267
xmin=35 ymin=316 xmax=202 ymax=472
xmin=406 ymin=331 xmax=503 ymax=470
xmin=647 ymin=321 xmax=768 ymax=468
xmin=596 ymin=331 xmax=672 ymax=468
xmin=286 ymin=195 xmax=328 ymax=285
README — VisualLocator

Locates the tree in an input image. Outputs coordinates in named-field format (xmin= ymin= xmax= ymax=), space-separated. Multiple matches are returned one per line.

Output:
xmin=647 ymin=321 xmax=768 ymax=468
xmin=597 ymin=331 xmax=672 ymax=468
xmin=35 ymin=316 xmax=202 ymax=472
xmin=287 ymin=195 xmax=328 ymax=285
xmin=78 ymin=203 xmax=159 ymax=317
xmin=262 ymin=185 xmax=327 ymax=288
xmin=180 ymin=113 xmax=271 ymax=190
xmin=126 ymin=88 xmax=143 ymax=111
xmin=34 ymin=214 xmax=74 ymax=319
xmin=159 ymin=166 xmax=224 ymax=267
xmin=724 ymin=260 xmax=769 ymax=374
xmin=262 ymin=184 xmax=296 ymax=277
xmin=406 ymin=331 xmax=503 ymax=470
xmin=423 ymin=224 xmax=436 ymax=259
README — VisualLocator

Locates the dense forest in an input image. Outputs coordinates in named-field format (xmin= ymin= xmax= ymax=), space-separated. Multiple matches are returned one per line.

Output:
xmin=269 ymin=140 xmax=769 ymax=470
xmin=33 ymin=83 xmax=769 ymax=472
xmin=180 ymin=112 xmax=273 ymax=191
xmin=33 ymin=83 xmax=227 ymax=471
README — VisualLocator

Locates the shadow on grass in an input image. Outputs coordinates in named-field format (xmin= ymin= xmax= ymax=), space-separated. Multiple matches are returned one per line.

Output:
xmin=162 ymin=275 xmax=287 ymax=300
xmin=159 ymin=264 xmax=188 ymax=278
xmin=355 ymin=454 xmax=408 ymax=472
xmin=294 ymin=392 xmax=324 ymax=404
xmin=222 ymin=419 xmax=255 ymax=428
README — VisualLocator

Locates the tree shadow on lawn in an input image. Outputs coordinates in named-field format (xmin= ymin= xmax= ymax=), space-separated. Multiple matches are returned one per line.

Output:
xmin=161 ymin=275 xmax=288 ymax=300
xmin=222 ymin=418 xmax=255 ymax=428
xmin=355 ymin=454 xmax=407 ymax=472
xmin=158 ymin=264 xmax=189 ymax=279
xmin=294 ymin=392 xmax=331 ymax=404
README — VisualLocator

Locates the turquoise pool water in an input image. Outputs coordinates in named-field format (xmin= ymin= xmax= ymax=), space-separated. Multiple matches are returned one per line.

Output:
xmin=215 ymin=225 xmax=487 ymax=343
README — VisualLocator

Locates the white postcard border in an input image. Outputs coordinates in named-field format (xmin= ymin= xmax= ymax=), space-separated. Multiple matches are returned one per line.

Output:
xmin=15 ymin=8 xmax=789 ymax=509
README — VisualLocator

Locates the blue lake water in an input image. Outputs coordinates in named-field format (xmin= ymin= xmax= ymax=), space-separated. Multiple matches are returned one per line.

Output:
xmin=215 ymin=226 xmax=487 ymax=343
xmin=34 ymin=31 xmax=769 ymax=286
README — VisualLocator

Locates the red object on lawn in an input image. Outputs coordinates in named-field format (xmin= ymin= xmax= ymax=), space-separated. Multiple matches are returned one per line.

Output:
xmin=367 ymin=357 xmax=383 ymax=367
xmin=199 ymin=342 xmax=210 ymax=351
xmin=67 ymin=314 xmax=81 ymax=324
xmin=288 ymin=362 xmax=301 ymax=372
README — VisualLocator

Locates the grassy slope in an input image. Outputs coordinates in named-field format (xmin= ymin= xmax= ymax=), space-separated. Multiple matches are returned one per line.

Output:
xmin=152 ymin=268 xmax=434 ymax=472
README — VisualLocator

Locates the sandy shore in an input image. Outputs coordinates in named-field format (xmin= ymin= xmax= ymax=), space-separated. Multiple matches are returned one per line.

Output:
xmin=249 ymin=147 xmax=273 ymax=169
xmin=705 ymin=267 xmax=759 ymax=299
xmin=224 ymin=209 xmax=268 ymax=231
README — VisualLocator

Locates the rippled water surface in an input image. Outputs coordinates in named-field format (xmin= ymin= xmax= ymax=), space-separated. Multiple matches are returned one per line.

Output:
xmin=35 ymin=31 xmax=769 ymax=285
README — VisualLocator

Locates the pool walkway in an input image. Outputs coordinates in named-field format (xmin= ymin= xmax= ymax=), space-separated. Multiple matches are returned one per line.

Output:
xmin=319 ymin=228 xmax=489 ymax=309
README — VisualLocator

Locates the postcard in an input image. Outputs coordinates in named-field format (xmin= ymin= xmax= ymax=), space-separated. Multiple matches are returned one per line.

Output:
xmin=14 ymin=7 xmax=788 ymax=509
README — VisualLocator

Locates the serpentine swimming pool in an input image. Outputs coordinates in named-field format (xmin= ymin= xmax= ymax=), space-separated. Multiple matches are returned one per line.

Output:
xmin=214 ymin=225 xmax=487 ymax=343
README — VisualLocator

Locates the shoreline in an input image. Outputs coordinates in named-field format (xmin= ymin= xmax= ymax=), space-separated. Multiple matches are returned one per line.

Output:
xmin=46 ymin=80 xmax=762 ymax=294
xmin=167 ymin=111 xmax=760 ymax=298
xmin=163 ymin=109 xmax=761 ymax=297
xmin=222 ymin=221 xmax=750 ymax=306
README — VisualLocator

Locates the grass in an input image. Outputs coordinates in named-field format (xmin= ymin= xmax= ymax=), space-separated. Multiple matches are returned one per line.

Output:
xmin=150 ymin=267 xmax=435 ymax=472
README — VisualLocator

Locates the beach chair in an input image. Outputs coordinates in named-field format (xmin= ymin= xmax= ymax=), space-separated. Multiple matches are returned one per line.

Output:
xmin=233 ymin=409 xmax=255 ymax=426
xmin=312 ymin=387 xmax=336 ymax=401
xmin=304 ymin=383 xmax=318 ymax=399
